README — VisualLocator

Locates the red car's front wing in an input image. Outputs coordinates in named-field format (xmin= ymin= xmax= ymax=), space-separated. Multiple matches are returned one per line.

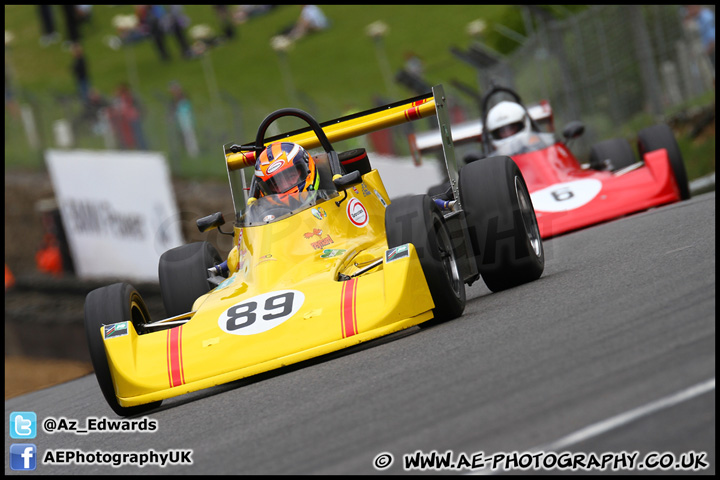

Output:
xmin=516 ymin=147 xmax=682 ymax=239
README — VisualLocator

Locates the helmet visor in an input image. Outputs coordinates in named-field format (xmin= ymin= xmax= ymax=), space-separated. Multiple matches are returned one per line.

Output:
xmin=491 ymin=121 xmax=524 ymax=140
xmin=259 ymin=161 xmax=310 ymax=195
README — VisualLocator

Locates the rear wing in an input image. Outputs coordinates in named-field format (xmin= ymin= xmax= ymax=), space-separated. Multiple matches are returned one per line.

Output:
xmin=408 ymin=101 xmax=554 ymax=164
xmin=223 ymin=84 xmax=464 ymax=209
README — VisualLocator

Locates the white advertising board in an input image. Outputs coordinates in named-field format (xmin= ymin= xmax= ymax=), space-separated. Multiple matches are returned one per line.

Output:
xmin=45 ymin=149 xmax=185 ymax=283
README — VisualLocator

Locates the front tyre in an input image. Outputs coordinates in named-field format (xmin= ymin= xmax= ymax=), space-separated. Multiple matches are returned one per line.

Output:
xmin=84 ymin=282 xmax=162 ymax=417
xmin=159 ymin=241 xmax=222 ymax=317
xmin=637 ymin=124 xmax=690 ymax=200
xmin=385 ymin=195 xmax=465 ymax=323
xmin=459 ymin=156 xmax=544 ymax=292
xmin=589 ymin=138 xmax=636 ymax=171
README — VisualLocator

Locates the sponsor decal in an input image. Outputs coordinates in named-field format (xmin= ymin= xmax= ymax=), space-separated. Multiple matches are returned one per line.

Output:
xmin=361 ymin=183 xmax=371 ymax=196
xmin=215 ymin=275 xmax=237 ymax=290
xmin=218 ymin=290 xmax=305 ymax=336
xmin=62 ymin=199 xmax=144 ymax=240
xmin=104 ymin=321 xmax=129 ymax=339
xmin=303 ymin=228 xmax=323 ymax=238
xmin=386 ymin=244 xmax=409 ymax=263
xmin=530 ymin=179 xmax=602 ymax=212
xmin=346 ymin=198 xmax=369 ymax=227
xmin=352 ymin=186 xmax=360 ymax=195
xmin=304 ymin=227 xmax=333 ymax=250
xmin=256 ymin=254 xmax=276 ymax=266
xmin=340 ymin=277 xmax=359 ymax=338
xmin=320 ymin=248 xmax=346 ymax=258
xmin=311 ymin=235 xmax=334 ymax=250
xmin=166 ymin=326 xmax=185 ymax=388
xmin=266 ymin=159 xmax=285 ymax=174
xmin=311 ymin=207 xmax=327 ymax=220
xmin=374 ymin=190 xmax=388 ymax=208
xmin=557 ymin=145 xmax=568 ymax=159
xmin=262 ymin=214 xmax=275 ymax=222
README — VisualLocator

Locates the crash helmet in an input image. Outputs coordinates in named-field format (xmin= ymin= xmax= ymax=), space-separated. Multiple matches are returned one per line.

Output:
xmin=254 ymin=142 xmax=319 ymax=197
xmin=486 ymin=101 xmax=529 ymax=148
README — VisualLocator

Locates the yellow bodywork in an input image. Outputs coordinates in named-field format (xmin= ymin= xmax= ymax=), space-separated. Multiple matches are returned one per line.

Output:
xmin=103 ymin=170 xmax=435 ymax=407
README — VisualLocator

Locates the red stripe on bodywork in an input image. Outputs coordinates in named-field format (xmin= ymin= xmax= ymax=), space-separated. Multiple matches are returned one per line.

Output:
xmin=404 ymin=106 xmax=421 ymax=122
xmin=167 ymin=326 xmax=184 ymax=388
xmin=341 ymin=278 xmax=359 ymax=338
xmin=178 ymin=325 xmax=186 ymax=384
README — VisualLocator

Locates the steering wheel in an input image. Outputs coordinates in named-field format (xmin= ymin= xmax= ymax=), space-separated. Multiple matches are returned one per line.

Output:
xmin=254 ymin=108 xmax=343 ymax=176
xmin=480 ymin=85 xmax=543 ymax=156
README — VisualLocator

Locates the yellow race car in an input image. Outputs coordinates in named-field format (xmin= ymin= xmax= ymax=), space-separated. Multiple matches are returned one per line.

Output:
xmin=84 ymin=85 xmax=544 ymax=416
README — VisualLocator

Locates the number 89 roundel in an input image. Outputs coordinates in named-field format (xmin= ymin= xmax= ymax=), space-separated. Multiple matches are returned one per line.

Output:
xmin=218 ymin=290 xmax=305 ymax=336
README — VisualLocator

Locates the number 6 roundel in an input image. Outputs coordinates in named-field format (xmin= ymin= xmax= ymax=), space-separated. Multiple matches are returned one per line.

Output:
xmin=218 ymin=290 xmax=305 ymax=335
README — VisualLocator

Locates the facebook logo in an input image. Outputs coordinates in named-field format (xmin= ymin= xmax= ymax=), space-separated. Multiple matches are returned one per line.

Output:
xmin=10 ymin=412 xmax=37 ymax=439
xmin=10 ymin=444 xmax=37 ymax=471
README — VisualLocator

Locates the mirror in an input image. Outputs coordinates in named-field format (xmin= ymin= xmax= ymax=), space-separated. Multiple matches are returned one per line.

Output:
xmin=332 ymin=170 xmax=362 ymax=191
xmin=562 ymin=121 xmax=585 ymax=140
xmin=197 ymin=212 xmax=225 ymax=233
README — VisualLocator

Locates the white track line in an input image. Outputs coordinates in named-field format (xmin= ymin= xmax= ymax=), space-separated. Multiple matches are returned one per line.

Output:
xmin=469 ymin=378 xmax=715 ymax=475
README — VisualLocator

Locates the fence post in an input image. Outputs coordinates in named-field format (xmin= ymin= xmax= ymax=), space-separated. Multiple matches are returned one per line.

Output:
xmin=547 ymin=17 xmax=580 ymax=122
xmin=629 ymin=6 xmax=664 ymax=118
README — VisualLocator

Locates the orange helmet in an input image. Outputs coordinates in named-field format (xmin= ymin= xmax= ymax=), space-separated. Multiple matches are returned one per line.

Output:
xmin=254 ymin=142 xmax=319 ymax=197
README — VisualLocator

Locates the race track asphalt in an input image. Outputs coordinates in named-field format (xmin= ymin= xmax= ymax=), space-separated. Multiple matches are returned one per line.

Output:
xmin=5 ymin=192 xmax=715 ymax=475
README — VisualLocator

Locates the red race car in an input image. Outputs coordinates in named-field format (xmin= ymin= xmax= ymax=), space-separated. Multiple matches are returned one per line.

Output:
xmin=410 ymin=85 xmax=690 ymax=239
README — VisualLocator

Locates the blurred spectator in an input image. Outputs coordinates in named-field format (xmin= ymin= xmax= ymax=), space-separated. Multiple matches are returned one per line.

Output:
xmin=77 ymin=87 xmax=111 ymax=136
xmin=213 ymin=5 xmax=237 ymax=41
xmin=60 ymin=4 xmax=81 ymax=44
xmin=282 ymin=5 xmax=330 ymax=42
xmin=75 ymin=5 xmax=93 ymax=26
xmin=234 ymin=5 xmax=277 ymax=24
xmin=136 ymin=5 xmax=171 ymax=61
xmin=168 ymin=81 xmax=199 ymax=157
xmin=70 ymin=42 xmax=90 ymax=103
xmin=37 ymin=5 xmax=60 ymax=47
xmin=5 ymin=61 xmax=20 ymax=119
xmin=113 ymin=6 xmax=191 ymax=60
xmin=403 ymin=51 xmax=424 ymax=77
xmin=112 ymin=83 xmax=148 ymax=150
xmin=166 ymin=5 xmax=193 ymax=59
xmin=685 ymin=5 xmax=715 ymax=69
xmin=5 ymin=264 xmax=15 ymax=290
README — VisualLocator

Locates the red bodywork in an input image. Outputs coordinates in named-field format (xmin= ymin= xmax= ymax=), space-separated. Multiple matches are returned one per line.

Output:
xmin=516 ymin=142 xmax=682 ymax=238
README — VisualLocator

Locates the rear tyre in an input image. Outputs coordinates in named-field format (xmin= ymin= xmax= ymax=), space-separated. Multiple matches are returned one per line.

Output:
xmin=159 ymin=241 xmax=222 ymax=317
xmin=84 ymin=282 xmax=162 ymax=417
xmin=589 ymin=138 xmax=636 ymax=171
xmin=339 ymin=148 xmax=372 ymax=176
xmin=459 ymin=156 xmax=544 ymax=292
xmin=385 ymin=195 xmax=465 ymax=323
xmin=637 ymin=124 xmax=690 ymax=200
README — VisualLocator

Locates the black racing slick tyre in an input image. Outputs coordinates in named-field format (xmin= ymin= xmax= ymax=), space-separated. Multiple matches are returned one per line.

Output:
xmin=459 ymin=156 xmax=544 ymax=292
xmin=637 ymin=124 xmax=690 ymax=200
xmin=385 ymin=195 xmax=465 ymax=323
xmin=589 ymin=138 xmax=636 ymax=171
xmin=159 ymin=241 xmax=222 ymax=317
xmin=84 ymin=282 xmax=162 ymax=417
